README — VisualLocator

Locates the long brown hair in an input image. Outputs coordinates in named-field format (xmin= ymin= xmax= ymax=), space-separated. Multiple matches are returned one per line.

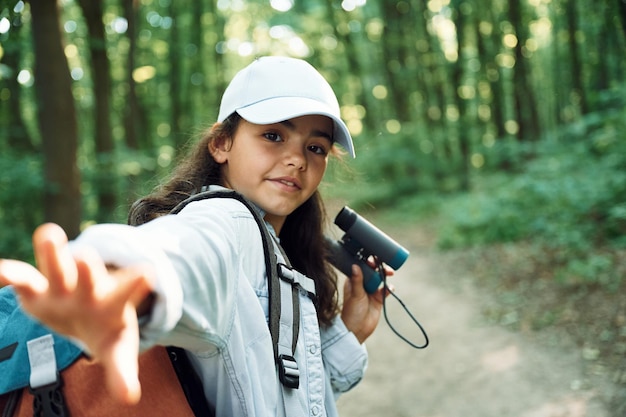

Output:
xmin=128 ymin=113 xmax=339 ymax=326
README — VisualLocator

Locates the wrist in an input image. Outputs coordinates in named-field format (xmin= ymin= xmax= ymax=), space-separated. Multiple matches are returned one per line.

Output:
xmin=341 ymin=314 xmax=366 ymax=344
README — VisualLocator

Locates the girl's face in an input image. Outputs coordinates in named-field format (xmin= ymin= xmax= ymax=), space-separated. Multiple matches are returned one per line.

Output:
xmin=211 ymin=114 xmax=333 ymax=233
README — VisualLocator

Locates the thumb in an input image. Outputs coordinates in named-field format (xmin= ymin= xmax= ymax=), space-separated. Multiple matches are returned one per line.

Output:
xmin=95 ymin=270 xmax=152 ymax=405
xmin=104 ymin=270 xmax=153 ymax=405
xmin=343 ymin=268 xmax=353 ymax=296
xmin=101 ymin=307 xmax=142 ymax=405
xmin=346 ymin=264 xmax=367 ymax=298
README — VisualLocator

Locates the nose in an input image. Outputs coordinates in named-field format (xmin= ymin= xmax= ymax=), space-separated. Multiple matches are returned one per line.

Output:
xmin=284 ymin=143 xmax=306 ymax=170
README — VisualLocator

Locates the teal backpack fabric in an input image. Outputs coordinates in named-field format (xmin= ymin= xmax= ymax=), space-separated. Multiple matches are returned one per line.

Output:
xmin=0 ymin=286 xmax=83 ymax=394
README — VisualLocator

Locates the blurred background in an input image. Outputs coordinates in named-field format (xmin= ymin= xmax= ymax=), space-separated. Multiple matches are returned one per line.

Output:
xmin=0 ymin=0 xmax=625 ymax=414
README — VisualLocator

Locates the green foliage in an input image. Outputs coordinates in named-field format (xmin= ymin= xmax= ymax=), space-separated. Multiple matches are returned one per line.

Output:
xmin=0 ymin=152 xmax=44 ymax=262
xmin=435 ymin=189 xmax=527 ymax=248
xmin=1 ymin=0 xmax=625 ymax=295
xmin=436 ymin=107 xmax=626 ymax=289
xmin=326 ymin=121 xmax=467 ymax=209
xmin=79 ymin=146 xmax=171 ymax=224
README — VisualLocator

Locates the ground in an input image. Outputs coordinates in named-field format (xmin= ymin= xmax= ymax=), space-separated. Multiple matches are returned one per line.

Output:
xmin=334 ymin=221 xmax=621 ymax=417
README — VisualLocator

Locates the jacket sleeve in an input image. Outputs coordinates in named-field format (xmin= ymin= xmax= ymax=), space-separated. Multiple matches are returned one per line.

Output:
xmin=71 ymin=223 xmax=185 ymax=345
xmin=69 ymin=198 xmax=247 ymax=351
xmin=320 ymin=315 xmax=368 ymax=396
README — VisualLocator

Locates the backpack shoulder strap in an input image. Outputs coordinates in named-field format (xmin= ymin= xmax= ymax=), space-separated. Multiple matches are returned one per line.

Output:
xmin=171 ymin=189 xmax=316 ymax=392
xmin=170 ymin=189 xmax=284 ymax=364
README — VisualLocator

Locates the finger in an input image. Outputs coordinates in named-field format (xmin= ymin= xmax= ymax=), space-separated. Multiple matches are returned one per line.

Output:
xmin=33 ymin=223 xmax=77 ymax=295
xmin=0 ymin=259 xmax=49 ymax=298
xmin=342 ymin=270 xmax=353 ymax=296
xmin=365 ymin=257 xmax=378 ymax=269
xmin=73 ymin=247 xmax=109 ymax=301
xmin=99 ymin=269 xmax=152 ymax=405
xmin=73 ymin=257 xmax=97 ymax=302
xmin=373 ymin=283 xmax=393 ymax=304
xmin=101 ymin=313 xmax=142 ymax=404
xmin=32 ymin=223 xmax=65 ymax=274
xmin=364 ymin=257 xmax=394 ymax=277
xmin=113 ymin=266 xmax=154 ymax=308
xmin=348 ymin=264 xmax=367 ymax=298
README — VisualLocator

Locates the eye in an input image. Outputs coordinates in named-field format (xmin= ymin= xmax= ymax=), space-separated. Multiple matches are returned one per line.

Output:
xmin=263 ymin=131 xmax=283 ymax=142
xmin=308 ymin=144 xmax=329 ymax=156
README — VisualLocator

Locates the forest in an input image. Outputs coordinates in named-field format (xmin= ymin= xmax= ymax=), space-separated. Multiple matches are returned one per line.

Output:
xmin=0 ymin=0 xmax=622 ymax=251
xmin=4 ymin=0 xmax=624 ymax=277
xmin=0 ymin=0 xmax=626 ymax=409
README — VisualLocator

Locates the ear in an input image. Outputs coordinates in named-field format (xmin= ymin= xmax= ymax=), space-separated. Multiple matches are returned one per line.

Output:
xmin=208 ymin=125 xmax=230 ymax=163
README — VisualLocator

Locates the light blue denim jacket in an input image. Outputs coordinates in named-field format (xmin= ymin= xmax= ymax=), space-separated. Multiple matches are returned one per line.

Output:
xmin=73 ymin=191 xmax=368 ymax=416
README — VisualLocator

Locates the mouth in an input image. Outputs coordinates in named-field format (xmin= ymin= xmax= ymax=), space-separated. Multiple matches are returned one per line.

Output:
xmin=271 ymin=177 xmax=302 ymax=190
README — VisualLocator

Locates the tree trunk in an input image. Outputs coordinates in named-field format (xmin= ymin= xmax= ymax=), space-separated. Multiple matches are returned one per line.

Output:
xmin=322 ymin=2 xmax=373 ymax=130
xmin=169 ymin=1 xmax=184 ymax=150
xmin=450 ymin=1 xmax=470 ymax=191
xmin=205 ymin=0 xmax=226 ymax=117
xmin=380 ymin=1 xmax=410 ymax=122
xmin=77 ymin=0 xmax=117 ymax=221
xmin=565 ymin=0 xmax=588 ymax=114
xmin=551 ymin=0 xmax=568 ymax=126
xmin=488 ymin=13 xmax=507 ymax=141
xmin=123 ymin=0 xmax=140 ymax=150
xmin=419 ymin=2 xmax=451 ymax=184
xmin=29 ymin=0 xmax=81 ymax=238
xmin=617 ymin=0 xmax=626 ymax=35
xmin=509 ymin=0 xmax=541 ymax=141
xmin=2 ymin=12 xmax=34 ymax=152
xmin=191 ymin=0 xmax=205 ymax=128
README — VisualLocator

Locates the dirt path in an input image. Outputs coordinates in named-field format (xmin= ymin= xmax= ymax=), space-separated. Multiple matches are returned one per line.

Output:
xmin=335 ymin=227 xmax=612 ymax=417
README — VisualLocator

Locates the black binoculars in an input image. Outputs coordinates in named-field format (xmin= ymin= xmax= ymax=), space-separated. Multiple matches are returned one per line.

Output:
xmin=326 ymin=206 xmax=409 ymax=293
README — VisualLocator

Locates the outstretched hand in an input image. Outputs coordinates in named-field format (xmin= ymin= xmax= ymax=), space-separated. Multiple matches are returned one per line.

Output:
xmin=341 ymin=261 xmax=393 ymax=344
xmin=0 ymin=223 xmax=154 ymax=404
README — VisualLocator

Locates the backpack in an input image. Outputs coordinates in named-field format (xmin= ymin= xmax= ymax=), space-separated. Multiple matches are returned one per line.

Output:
xmin=0 ymin=189 xmax=314 ymax=416
xmin=0 ymin=311 xmax=203 ymax=417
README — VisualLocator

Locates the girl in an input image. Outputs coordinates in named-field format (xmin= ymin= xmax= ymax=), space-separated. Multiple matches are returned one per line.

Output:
xmin=0 ymin=56 xmax=387 ymax=416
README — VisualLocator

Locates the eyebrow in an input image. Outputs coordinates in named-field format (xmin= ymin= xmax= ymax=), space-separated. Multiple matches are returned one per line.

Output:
xmin=280 ymin=120 xmax=333 ymax=142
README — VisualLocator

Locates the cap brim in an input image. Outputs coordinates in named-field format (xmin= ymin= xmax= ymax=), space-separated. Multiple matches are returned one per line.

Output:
xmin=236 ymin=97 xmax=355 ymax=158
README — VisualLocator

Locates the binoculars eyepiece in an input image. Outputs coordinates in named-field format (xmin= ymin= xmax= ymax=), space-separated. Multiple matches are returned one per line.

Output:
xmin=326 ymin=206 xmax=409 ymax=293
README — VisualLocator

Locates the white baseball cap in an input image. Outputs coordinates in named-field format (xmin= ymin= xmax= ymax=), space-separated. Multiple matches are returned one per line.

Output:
xmin=217 ymin=56 xmax=355 ymax=158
